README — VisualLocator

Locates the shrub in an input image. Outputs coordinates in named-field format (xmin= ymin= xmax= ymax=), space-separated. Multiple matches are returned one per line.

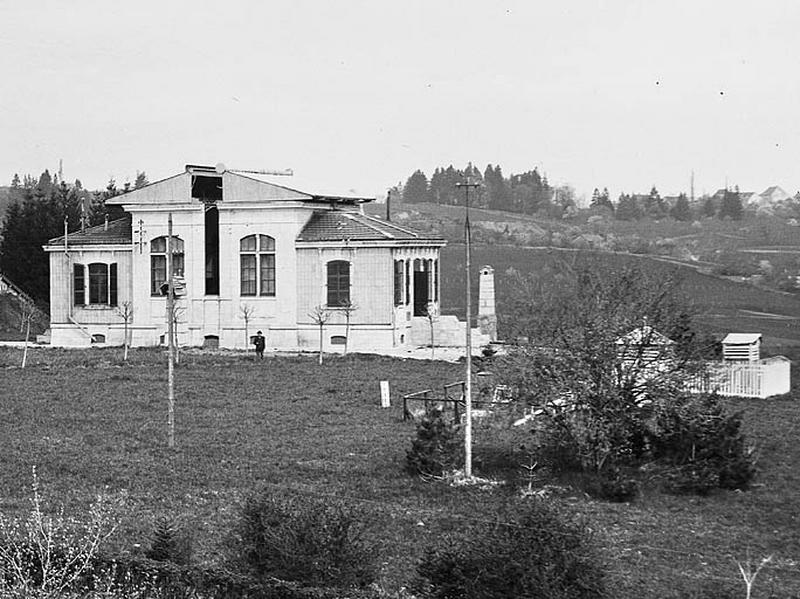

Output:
xmin=226 ymin=490 xmax=376 ymax=590
xmin=0 ymin=467 xmax=120 ymax=598
xmin=145 ymin=516 xmax=192 ymax=565
xmin=662 ymin=462 xmax=720 ymax=496
xmin=414 ymin=500 xmax=607 ymax=599
xmin=649 ymin=393 xmax=756 ymax=494
xmin=580 ymin=470 xmax=639 ymax=503
xmin=405 ymin=409 xmax=462 ymax=477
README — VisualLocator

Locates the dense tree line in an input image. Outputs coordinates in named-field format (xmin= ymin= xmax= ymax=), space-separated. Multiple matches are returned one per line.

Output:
xmin=611 ymin=186 xmax=743 ymax=222
xmin=401 ymin=163 xmax=561 ymax=215
xmin=0 ymin=169 xmax=147 ymax=304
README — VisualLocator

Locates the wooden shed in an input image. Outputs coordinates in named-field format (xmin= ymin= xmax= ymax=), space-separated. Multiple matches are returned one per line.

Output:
xmin=722 ymin=333 xmax=761 ymax=362
xmin=616 ymin=324 xmax=675 ymax=372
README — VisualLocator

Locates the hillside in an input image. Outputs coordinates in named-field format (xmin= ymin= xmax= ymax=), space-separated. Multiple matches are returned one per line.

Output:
xmin=0 ymin=186 xmax=10 ymax=224
xmin=370 ymin=200 xmax=800 ymax=329
xmin=439 ymin=244 xmax=800 ymax=350
xmin=0 ymin=292 xmax=48 ymax=341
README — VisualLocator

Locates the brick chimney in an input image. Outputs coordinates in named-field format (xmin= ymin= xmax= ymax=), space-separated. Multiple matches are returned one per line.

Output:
xmin=477 ymin=265 xmax=497 ymax=341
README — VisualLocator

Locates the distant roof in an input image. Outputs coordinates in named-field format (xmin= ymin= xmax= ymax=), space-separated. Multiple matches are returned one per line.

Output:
xmin=616 ymin=325 xmax=674 ymax=346
xmin=297 ymin=210 xmax=444 ymax=243
xmin=47 ymin=214 xmax=132 ymax=247
xmin=760 ymin=185 xmax=786 ymax=196
xmin=722 ymin=333 xmax=762 ymax=345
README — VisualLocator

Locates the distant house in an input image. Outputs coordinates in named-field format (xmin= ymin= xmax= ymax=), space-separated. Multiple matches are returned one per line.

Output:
xmin=44 ymin=164 xmax=446 ymax=351
xmin=757 ymin=185 xmax=790 ymax=206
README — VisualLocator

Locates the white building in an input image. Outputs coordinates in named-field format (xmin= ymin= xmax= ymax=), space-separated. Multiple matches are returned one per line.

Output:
xmin=44 ymin=164 xmax=446 ymax=351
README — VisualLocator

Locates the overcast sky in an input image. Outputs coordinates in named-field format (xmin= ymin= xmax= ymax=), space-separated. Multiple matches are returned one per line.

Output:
xmin=2 ymin=1 xmax=799 ymax=202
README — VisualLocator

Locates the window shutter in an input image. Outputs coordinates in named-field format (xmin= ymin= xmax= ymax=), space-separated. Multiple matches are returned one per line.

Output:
xmin=109 ymin=263 xmax=118 ymax=306
xmin=73 ymin=264 xmax=85 ymax=305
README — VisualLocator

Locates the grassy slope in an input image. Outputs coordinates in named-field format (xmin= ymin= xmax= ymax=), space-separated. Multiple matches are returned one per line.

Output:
xmin=439 ymin=244 xmax=800 ymax=349
xmin=0 ymin=348 xmax=798 ymax=597
xmin=0 ymin=293 xmax=48 ymax=341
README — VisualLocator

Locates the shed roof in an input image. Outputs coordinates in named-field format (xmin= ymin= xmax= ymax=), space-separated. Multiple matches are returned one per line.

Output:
xmin=297 ymin=210 xmax=444 ymax=243
xmin=722 ymin=333 xmax=762 ymax=345
xmin=46 ymin=214 xmax=132 ymax=247
xmin=615 ymin=325 xmax=674 ymax=346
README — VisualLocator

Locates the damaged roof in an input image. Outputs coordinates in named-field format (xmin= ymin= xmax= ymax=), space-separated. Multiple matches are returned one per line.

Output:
xmin=297 ymin=210 xmax=444 ymax=243
xmin=46 ymin=214 xmax=132 ymax=247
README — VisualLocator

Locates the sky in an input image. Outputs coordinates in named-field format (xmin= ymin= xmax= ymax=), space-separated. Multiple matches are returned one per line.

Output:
xmin=2 ymin=0 xmax=799 ymax=204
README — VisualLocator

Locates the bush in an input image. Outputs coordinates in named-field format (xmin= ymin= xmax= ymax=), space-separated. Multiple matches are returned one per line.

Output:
xmin=580 ymin=470 xmax=639 ymax=502
xmin=86 ymin=554 xmax=377 ymax=599
xmin=145 ymin=515 xmax=193 ymax=565
xmin=406 ymin=409 xmax=462 ymax=477
xmin=226 ymin=490 xmax=376 ymax=590
xmin=662 ymin=462 xmax=720 ymax=496
xmin=0 ymin=467 xmax=120 ymax=598
xmin=649 ymin=393 xmax=756 ymax=494
xmin=414 ymin=501 xmax=607 ymax=599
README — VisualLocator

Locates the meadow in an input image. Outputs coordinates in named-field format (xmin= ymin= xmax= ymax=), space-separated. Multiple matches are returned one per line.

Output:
xmin=1 ymin=348 xmax=799 ymax=597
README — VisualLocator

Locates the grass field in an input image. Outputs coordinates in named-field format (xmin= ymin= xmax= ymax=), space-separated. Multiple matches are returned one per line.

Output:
xmin=1 ymin=348 xmax=799 ymax=597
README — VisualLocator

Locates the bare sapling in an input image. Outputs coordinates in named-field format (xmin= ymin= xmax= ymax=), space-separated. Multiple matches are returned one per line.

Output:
xmin=0 ymin=466 xmax=121 ymax=596
xmin=20 ymin=303 xmax=35 ymax=368
xmin=117 ymin=301 xmax=133 ymax=362
xmin=340 ymin=300 xmax=358 ymax=355
xmin=239 ymin=303 xmax=256 ymax=357
xmin=309 ymin=305 xmax=331 ymax=365
xmin=736 ymin=552 xmax=773 ymax=599
xmin=424 ymin=302 xmax=438 ymax=359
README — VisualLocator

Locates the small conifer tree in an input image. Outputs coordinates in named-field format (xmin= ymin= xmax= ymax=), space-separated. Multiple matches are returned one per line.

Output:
xmin=146 ymin=516 xmax=178 ymax=562
xmin=406 ymin=409 xmax=462 ymax=476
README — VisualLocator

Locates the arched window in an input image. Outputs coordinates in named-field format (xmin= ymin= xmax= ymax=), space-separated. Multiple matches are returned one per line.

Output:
xmin=74 ymin=263 xmax=117 ymax=306
xmin=326 ymin=260 xmax=350 ymax=307
xmin=151 ymin=236 xmax=184 ymax=296
xmin=240 ymin=234 xmax=276 ymax=296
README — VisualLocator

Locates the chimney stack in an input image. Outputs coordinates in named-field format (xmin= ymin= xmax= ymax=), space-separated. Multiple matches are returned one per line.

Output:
xmin=477 ymin=265 xmax=497 ymax=341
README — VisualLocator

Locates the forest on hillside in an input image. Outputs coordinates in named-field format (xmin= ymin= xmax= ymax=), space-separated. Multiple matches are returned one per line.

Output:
xmin=401 ymin=164 xmax=800 ymax=223
xmin=0 ymin=169 xmax=147 ymax=304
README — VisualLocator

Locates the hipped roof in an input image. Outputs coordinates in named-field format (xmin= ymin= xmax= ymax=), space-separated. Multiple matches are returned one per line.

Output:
xmin=47 ymin=214 xmax=132 ymax=247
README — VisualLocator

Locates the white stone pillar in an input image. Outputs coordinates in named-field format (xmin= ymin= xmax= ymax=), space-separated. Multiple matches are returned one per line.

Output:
xmin=477 ymin=265 xmax=497 ymax=341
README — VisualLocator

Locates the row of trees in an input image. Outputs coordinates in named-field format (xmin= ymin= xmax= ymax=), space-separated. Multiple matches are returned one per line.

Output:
xmin=402 ymin=163 xmax=574 ymax=216
xmin=402 ymin=164 xmax=748 ymax=223
xmin=0 ymin=170 xmax=147 ymax=303
xmin=594 ymin=186 xmax=745 ymax=221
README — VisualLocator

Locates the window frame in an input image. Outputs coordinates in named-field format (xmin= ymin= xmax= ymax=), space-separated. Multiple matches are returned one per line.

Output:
xmin=239 ymin=234 xmax=276 ymax=297
xmin=73 ymin=262 xmax=117 ymax=307
xmin=150 ymin=236 xmax=184 ymax=296
xmin=326 ymin=260 xmax=351 ymax=308
xmin=393 ymin=259 xmax=404 ymax=306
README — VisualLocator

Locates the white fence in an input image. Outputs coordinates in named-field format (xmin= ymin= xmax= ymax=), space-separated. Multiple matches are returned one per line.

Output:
xmin=687 ymin=356 xmax=791 ymax=399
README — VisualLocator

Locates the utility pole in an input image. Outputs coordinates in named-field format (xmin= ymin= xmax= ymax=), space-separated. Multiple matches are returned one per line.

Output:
xmin=166 ymin=213 xmax=175 ymax=449
xmin=456 ymin=177 xmax=480 ymax=479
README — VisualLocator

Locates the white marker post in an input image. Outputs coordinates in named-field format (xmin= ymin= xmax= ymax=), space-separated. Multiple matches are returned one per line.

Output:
xmin=380 ymin=381 xmax=391 ymax=408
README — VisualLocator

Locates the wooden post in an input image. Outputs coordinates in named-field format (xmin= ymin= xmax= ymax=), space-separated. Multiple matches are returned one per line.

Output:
xmin=456 ymin=179 xmax=479 ymax=479
xmin=167 ymin=214 xmax=175 ymax=449
xmin=21 ymin=314 xmax=31 ymax=369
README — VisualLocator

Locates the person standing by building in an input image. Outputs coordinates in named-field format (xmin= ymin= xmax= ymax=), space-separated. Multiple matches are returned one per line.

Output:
xmin=253 ymin=330 xmax=265 ymax=359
